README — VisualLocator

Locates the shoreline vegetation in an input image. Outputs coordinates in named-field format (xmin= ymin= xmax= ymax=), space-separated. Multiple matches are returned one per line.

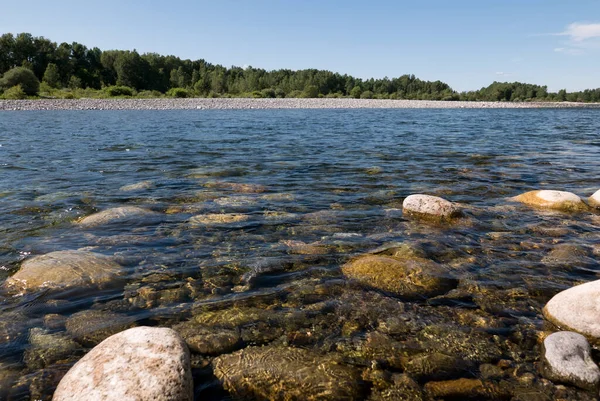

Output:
xmin=2 ymin=33 xmax=600 ymax=103
xmin=2 ymin=98 xmax=600 ymax=111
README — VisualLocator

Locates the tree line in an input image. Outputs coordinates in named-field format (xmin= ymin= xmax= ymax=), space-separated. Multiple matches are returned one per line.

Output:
xmin=0 ymin=32 xmax=598 ymax=102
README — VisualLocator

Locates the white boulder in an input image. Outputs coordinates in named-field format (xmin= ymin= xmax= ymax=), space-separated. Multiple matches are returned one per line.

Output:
xmin=402 ymin=194 xmax=460 ymax=219
xmin=541 ymin=331 xmax=600 ymax=391
xmin=53 ymin=326 xmax=192 ymax=401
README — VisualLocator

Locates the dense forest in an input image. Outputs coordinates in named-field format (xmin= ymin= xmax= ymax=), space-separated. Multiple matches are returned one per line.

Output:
xmin=1 ymin=32 xmax=599 ymax=102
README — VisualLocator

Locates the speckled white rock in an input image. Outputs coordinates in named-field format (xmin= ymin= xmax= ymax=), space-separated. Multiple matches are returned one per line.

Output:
xmin=53 ymin=326 xmax=192 ymax=401
xmin=402 ymin=194 xmax=459 ymax=219
xmin=543 ymin=280 xmax=600 ymax=341
xmin=513 ymin=190 xmax=588 ymax=211
xmin=541 ymin=331 xmax=600 ymax=391
xmin=590 ymin=189 xmax=600 ymax=207
xmin=4 ymin=250 xmax=122 ymax=294
xmin=77 ymin=206 xmax=156 ymax=227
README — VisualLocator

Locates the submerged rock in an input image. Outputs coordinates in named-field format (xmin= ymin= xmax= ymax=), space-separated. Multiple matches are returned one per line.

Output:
xmin=402 ymin=194 xmax=460 ymax=220
xmin=77 ymin=206 xmax=157 ymax=227
xmin=24 ymin=328 xmax=81 ymax=369
xmin=541 ymin=331 xmax=600 ymax=391
xmin=189 ymin=213 xmax=249 ymax=226
xmin=590 ymin=189 xmax=600 ymax=208
xmin=3 ymin=250 xmax=122 ymax=294
xmin=213 ymin=345 xmax=363 ymax=400
xmin=342 ymin=254 xmax=456 ymax=298
xmin=119 ymin=180 xmax=153 ymax=192
xmin=66 ymin=310 xmax=137 ymax=347
xmin=543 ymin=280 xmax=600 ymax=342
xmin=53 ymin=326 xmax=192 ymax=401
xmin=512 ymin=190 xmax=588 ymax=212
xmin=173 ymin=322 xmax=241 ymax=355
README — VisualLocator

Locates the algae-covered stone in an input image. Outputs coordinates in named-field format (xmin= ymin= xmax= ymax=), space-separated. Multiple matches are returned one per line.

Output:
xmin=77 ymin=206 xmax=157 ymax=227
xmin=543 ymin=280 xmax=600 ymax=342
xmin=512 ymin=190 xmax=588 ymax=212
xmin=368 ymin=374 xmax=423 ymax=401
xmin=53 ymin=327 xmax=192 ymax=401
xmin=189 ymin=213 xmax=249 ymax=226
xmin=541 ymin=331 xmax=600 ymax=391
xmin=173 ymin=322 xmax=241 ymax=355
xmin=24 ymin=328 xmax=81 ymax=369
xmin=213 ymin=345 xmax=363 ymax=400
xmin=119 ymin=180 xmax=153 ymax=192
xmin=4 ymin=250 xmax=122 ymax=295
xmin=402 ymin=194 xmax=460 ymax=220
xmin=342 ymin=254 xmax=456 ymax=298
xmin=66 ymin=310 xmax=137 ymax=347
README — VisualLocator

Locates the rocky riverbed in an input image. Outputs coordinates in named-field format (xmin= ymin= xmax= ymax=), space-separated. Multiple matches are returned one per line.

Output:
xmin=1 ymin=98 xmax=600 ymax=111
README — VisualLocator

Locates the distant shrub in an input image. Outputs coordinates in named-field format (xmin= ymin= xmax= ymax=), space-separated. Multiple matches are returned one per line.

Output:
xmin=251 ymin=90 xmax=263 ymax=98
xmin=261 ymin=88 xmax=276 ymax=98
xmin=105 ymin=85 xmax=134 ymax=97
xmin=274 ymin=88 xmax=285 ymax=98
xmin=2 ymin=85 xmax=27 ymax=99
xmin=302 ymin=85 xmax=319 ymax=98
xmin=207 ymin=91 xmax=220 ymax=98
xmin=325 ymin=92 xmax=343 ymax=98
xmin=350 ymin=86 xmax=362 ymax=99
xmin=137 ymin=90 xmax=163 ymax=98
xmin=60 ymin=91 xmax=75 ymax=99
xmin=167 ymin=87 xmax=189 ymax=98
xmin=288 ymin=90 xmax=303 ymax=98
xmin=360 ymin=90 xmax=374 ymax=99
xmin=0 ymin=67 xmax=39 ymax=95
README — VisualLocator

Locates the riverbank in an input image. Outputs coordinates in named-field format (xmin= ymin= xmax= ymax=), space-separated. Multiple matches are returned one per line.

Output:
xmin=2 ymin=98 xmax=600 ymax=111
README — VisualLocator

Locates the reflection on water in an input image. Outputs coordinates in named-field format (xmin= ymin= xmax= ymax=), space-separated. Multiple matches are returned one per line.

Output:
xmin=0 ymin=109 xmax=599 ymax=399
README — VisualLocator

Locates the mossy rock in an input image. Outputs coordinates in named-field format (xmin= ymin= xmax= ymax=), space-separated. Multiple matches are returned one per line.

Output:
xmin=213 ymin=345 xmax=364 ymax=400
xmin=342 ymin=254 xmax=456 ymax=299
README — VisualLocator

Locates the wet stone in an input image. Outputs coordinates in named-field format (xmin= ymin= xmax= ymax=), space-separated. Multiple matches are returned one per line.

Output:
xmin=53 ymin=326 xmax=193 ymax=401
xmin=172 ymin=321 xmax=241 ymax=355
xmin=543 ymin=279 xmax=600 ymax=343
xmin=512 ymin=190 xmax=589 ymax=212
xmin=119 ymin=180 xmax=153 ymax=192
xmin=541 ymin=331 xmax=600 ymax=391
xmin=23 ymin=328 xmax=81 ymax=370
xmin=65 ymin=310 xmax=137 ymax=347
xmin=213 ymin=345 xmax=364 ymax=401
xmin=77 ymin=206 xmax=158 ymax=227
xmin=402 ymin=194 xmax=461 ymax=220
xmin=368 ymin=374 xmax=423 ymax=401
xmin=3 ymin=250 xmax=122 ymax=295
xmin=341 ymin=253 xmax=456 ymax=299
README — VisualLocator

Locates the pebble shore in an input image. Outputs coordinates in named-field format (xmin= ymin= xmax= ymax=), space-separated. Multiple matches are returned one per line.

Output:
xmin=1 ymin=98 xmax=600 ymax=111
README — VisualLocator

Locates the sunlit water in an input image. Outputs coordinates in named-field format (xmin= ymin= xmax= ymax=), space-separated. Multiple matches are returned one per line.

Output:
xmin=0 ymin=109 xmax=599 ymax=399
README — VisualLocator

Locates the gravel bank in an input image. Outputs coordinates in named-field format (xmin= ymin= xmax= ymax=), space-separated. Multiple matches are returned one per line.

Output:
xmin=1 ymin=98 xmax=600 ymax=111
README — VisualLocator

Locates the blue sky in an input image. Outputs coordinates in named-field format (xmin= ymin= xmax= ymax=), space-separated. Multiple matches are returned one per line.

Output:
xmin=2 ymin=0 xmax=600 ymax=92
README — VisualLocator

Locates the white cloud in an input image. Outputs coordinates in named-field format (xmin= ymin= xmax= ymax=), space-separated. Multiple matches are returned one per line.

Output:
xmin=558 ymin=23 xmax=600 ymax=42
xmin=552 ymin=22 xmax=600 ymax=54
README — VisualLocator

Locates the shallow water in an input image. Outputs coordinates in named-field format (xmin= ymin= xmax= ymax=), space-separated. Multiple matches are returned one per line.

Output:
xmin=0 ymin=109 xmax=599 ymax=400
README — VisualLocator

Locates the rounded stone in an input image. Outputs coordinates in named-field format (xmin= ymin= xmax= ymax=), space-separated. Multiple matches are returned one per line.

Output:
xmin=119 ymin=181 xmax=153 ymax=192
xmin=402 ymin=194 xmax=460 ymax=219
xmin=77 ymin=206 xmax=156 ymax=227
xmin=543 ymin=280 xmax=600 ymax=342
xmin=52 ymin=326 xmax=193 ymax=401
xmin=590 ymin=189 xmax=600 ymax=207
xmin=541 ymin=331 xmax=600 ymax=391
xmin=342 ymin=254 xmax=456 ymax=298
xmin=4 ymin=250 xmax=122 ymax=294
xmin=212 ymin=345 xmax=362 ymax=400
xmin=513 ymin=190 xmax=588 ymax=211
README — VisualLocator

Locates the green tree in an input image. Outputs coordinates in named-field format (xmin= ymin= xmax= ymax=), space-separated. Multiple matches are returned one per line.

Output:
xmin=0 ymin=66 xmax=39 ymax=95
xmin=42 ymin=63 xmax=60 ymax=88
xmin=350 ymin=85 xmax=362 ymax=99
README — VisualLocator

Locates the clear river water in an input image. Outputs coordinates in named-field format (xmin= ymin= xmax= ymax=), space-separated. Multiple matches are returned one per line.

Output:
xmin=0 ymin=108 xmax=599 ymax=400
